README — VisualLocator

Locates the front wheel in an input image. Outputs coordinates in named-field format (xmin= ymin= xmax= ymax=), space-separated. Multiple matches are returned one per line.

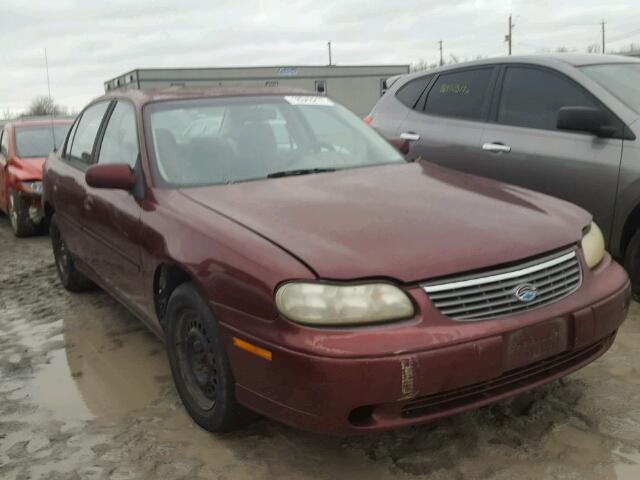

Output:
xmin=166 ymin=283 xmax=253 ymax=433
xmin=7 ymin=190 xmax=37 ymax=237
xmin=624 ymin=229 xmax=640 ymax=301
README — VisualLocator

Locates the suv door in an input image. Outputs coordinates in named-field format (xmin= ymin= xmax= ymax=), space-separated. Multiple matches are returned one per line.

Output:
xmin=53 ymin=101 xmax=111 ymax=262
xmin=82 ymin=100 xmax=144 ymax=311
xmin=480 ymin=65 xmax=624 ymax=244
xmin=0 ymin=127 xmax=8 ymax=212
xmin=397 ymin=67 xmax=498 ymax=176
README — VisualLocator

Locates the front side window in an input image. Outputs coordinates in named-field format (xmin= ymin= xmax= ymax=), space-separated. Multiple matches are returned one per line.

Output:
xmin=580 ymin=63 xmax=640 ymax=114
xmin=97 ymin=102 xmax=139 ymax=167
xmin=14 ymin=124 xmax=70 ymax=158
xmin=69 ymin=101 xmax=110 ymax=163
xmin=0 ymin=128 xmax=7 ymax=156
xmin=498 ymin=67 xmax=598 ymax=131
xmin=145 ymin=96 xmax=406 ymax=187
xmin=424 ymin=68 xmax=493 ymax=120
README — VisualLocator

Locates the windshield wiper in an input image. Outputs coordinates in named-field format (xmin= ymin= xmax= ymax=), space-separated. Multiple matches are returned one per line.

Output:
xmin=267 ymin=168 xmax=336 ymax=178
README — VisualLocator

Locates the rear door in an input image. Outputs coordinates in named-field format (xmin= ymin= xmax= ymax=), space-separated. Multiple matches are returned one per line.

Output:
xmin=53 ymin=101 xmax=111 ymax=261
xmin=81 ymin=100 xmax=144 ymax=310
xmin=479 ymin=65 xmax=624 ymax=244
xmin=397 ymin=66 xmax=498 ymax=176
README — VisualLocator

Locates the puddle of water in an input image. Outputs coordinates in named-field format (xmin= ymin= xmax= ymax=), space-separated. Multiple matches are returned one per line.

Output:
xmin=24 ymin=348 xmax=93 ymax=421
xmin=614 ymin=447 xmax=640 ymax=480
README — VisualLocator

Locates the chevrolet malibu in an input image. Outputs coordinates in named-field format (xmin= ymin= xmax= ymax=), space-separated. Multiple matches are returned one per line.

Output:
xmin=43 ymin=88 xmax=630 ymax=435
xmin=0 ymin=117 xmax=72 ymax=236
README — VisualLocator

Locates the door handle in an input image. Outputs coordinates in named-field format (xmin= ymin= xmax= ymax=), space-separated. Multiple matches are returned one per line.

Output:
xmin=482 ymin=142 xmax=511 ymax=153
xmin=400 ymin=132 xmax=421 ymax=141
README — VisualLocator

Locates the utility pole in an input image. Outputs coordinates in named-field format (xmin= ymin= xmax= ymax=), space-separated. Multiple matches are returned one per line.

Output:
xmin=328 ymin=41 xmax=333 ymax=66
xmin=438 ymin=40 xmax=443 ymax=66
xmin=601 ymin=21 xmax=606 ymax=54
xmin=505 ymin=14 xmax=514 ymax=55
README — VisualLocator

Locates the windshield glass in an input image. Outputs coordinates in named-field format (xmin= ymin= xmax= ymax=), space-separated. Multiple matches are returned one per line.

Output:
xmin=145 ymin=95 xmax=405 ymax=186
xmin=580 ymin=63 xmax=640 ymax=114
xmin=15 ymin=124 xmax=70 ymax=158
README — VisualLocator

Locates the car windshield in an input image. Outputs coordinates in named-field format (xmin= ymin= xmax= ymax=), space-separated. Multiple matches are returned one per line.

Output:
xmin=580 ymin=63 xmax=640 ymax=114
xmin=145 ymin=95 xmax=406 ymax=186
xmin=15 ymin=124 xmax=70 ymax=158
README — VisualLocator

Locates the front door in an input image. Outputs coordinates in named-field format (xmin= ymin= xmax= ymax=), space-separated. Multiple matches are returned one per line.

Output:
xmin=81 ymin=100 xmax=144 ymax=311
xmin=478 ymin=65 xmax=624 ymax=245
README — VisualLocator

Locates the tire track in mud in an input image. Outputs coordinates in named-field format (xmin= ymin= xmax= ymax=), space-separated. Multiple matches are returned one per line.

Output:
xmin=1 ymin=215 xmax=640 ymax=479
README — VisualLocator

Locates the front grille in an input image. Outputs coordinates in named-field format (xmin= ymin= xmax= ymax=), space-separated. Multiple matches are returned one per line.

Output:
xmin=423 ymin=248 xmax=582 ymax=321
xmin=400 ymin=334 xmax=611 ymax=418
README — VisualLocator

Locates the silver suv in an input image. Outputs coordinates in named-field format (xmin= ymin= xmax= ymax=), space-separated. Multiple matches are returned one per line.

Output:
xmin=369 ymin=54 xmax=640 ymax=295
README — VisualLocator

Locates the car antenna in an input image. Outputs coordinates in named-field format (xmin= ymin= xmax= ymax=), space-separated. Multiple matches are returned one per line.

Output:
xmin=44 ymin=48 xmax=57 ymax=152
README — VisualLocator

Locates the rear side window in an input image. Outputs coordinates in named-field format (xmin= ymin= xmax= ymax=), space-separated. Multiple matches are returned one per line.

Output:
xmin=498 ymin=67 xmax=598 ymax=131
xmin=69 ymin=101 xmax=110 ymax=164
xmin=97 ymin=102 xmax=139 ymax=167
xmin=424 ymin=68 xmax=494 ymax=120
xmin=396 ymin=75 xmax=433 ymax=108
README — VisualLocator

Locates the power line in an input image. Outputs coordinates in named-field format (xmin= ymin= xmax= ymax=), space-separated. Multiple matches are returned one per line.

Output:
xmin=438 ymin=40 xmax=443 ymax=66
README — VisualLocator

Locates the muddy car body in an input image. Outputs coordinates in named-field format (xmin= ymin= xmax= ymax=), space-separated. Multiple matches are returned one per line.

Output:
xmin=0 ymin=118 xmax=72 ymax=236
xmin=43 ymin=88 xmax=630 ymax=435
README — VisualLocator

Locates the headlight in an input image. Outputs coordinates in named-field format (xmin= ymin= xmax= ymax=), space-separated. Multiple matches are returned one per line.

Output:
xmin=582 ymin=222 xmax=605 ymax=269
xmin=275 ymin=282 xmax=415 ymax=326
xmin=20 ymin=181 xmax=43 ymax=195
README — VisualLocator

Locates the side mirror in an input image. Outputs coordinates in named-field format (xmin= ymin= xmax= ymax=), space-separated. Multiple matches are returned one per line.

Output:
xmin=85 ymin=163 xmax=135 ymax=191
xmin=388 ymin=138 xmax=411 ymax=155
xmin=557 ymin=106 xmax=616 ymax=137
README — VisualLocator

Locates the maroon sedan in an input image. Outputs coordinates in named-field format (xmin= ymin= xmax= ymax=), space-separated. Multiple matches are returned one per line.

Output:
xmin=43 ymin=88 xmax=630 ymax=435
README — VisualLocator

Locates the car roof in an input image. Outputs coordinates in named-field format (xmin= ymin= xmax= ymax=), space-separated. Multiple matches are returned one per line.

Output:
xmin=400 ymin=53 xmax=640 ymax=82
xmin=98 ymin=86 xmax=318 ymax=108
xmin=7 ymin=117 xmax=74 ymax=128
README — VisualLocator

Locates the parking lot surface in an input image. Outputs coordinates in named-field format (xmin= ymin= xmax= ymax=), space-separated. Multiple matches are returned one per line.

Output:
xmin=1 ymin=216 xmax=639 ymax=480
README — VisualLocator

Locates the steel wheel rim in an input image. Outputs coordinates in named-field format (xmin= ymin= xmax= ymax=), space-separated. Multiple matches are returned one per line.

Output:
xmin=56 ymin=235 xmax=69 ymax=276
xmin=176 ymin=309 xmax=218 ymax=411
xmin=8 ymin=194 xmax=18 ymax=231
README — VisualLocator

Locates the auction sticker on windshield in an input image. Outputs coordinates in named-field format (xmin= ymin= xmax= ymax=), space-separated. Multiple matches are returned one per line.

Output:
xmin=284 ymin=96 xmax=334 ymax=106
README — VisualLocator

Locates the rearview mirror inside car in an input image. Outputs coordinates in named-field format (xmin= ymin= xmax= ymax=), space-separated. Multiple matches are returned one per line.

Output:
xmin=557 ymin=106 xmax=617 ymax=137
xmin=85 ymin=163 xmax=136 ymax=191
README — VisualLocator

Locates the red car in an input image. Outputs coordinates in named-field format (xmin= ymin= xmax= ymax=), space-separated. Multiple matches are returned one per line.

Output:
xmin=43 ymin=88 xmax=630 ymax=435
xmin=0 ymin=117 xmax=72 ymax=236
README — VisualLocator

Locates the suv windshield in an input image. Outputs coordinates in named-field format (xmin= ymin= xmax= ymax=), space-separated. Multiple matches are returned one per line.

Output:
xmin=15 ymin=124 xmax=70 ymax=158
xmin=580 ymin=63 xmax=640 ymax=114
xmin=145 ymin=95 xmax=405 ymax=186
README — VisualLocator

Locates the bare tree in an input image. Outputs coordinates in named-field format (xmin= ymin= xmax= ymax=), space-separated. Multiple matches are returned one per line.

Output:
xmin=1 ymin=107 xmax=15 ymax=120
xmin=586 ymin=44 xmax=601 ymax=54
xmin=25 ymin=96 xmax=68 ymax=117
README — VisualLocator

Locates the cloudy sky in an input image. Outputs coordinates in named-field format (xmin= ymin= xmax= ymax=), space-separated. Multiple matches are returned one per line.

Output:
xmin=1 ymin=0 xmax=638 ymax=114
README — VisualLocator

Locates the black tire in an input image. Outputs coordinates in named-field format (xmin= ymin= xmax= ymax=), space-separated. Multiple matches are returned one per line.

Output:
xmin=7 ymin=189 xmax=37 ymax=237
xmin=50 ymin=213 xmax=95 ymax=292
xmin=624 ymin=229 xmax=640 ymax=300
xmin=166 ymin=283 xmax=252 ymax=433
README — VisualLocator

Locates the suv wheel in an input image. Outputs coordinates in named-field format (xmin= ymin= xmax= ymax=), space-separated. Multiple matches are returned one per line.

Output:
xmin=624 ymin=229 xmax=640 ymax=300
xmin=7 ymin=190 xmax=37 ymax=237
xmin=50 ymin=213 xmax=95 ymax=292
xmin=166 ymin=283 xmax=254 ymax=432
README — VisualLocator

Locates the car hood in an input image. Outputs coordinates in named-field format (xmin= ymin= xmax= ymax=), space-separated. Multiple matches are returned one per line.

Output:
xmin=180 ymin=162 xmax=590 ymax=282
xmin=10 ymin=156 xmax=46 ymax=181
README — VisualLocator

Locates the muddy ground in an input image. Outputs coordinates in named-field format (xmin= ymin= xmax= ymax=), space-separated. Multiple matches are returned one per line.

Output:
xmin=0 ymin=216 xmax=639 ymax=480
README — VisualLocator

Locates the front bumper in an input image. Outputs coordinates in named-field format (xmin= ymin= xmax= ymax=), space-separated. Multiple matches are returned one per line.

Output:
xmin=221 ymin=255 xmax=631 ymax=435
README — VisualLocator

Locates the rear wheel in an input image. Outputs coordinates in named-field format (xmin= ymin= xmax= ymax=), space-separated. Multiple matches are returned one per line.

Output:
xmin=166 ymin=283 xmax=253 ymax=433
xmin=50 ymin=213 xmax=95 ymax=292
xmin=7 ymin=189 xmax=37 ymax=237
